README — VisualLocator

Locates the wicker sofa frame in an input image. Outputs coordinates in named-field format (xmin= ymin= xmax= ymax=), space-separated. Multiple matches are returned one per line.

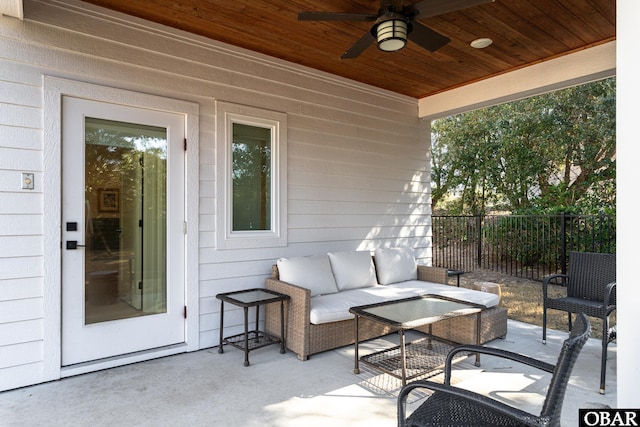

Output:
xmin=265 ymin=263 xmax=508 ymax=361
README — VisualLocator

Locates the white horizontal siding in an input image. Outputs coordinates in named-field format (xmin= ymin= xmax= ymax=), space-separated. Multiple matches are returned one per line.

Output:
xmin=0 ymin=214 xmax=42 ymax=235
xmin=0 ymin=80 xmax=41 ymax=107
xmin=0 ymin=0 xmax=433 ymax=390
xmin=0 ymin=362 xmax=45 ymax=391
xmin=0 ymin=298 xmax=43 ymax=323
xmin=0 ymin=278 xmax=43 ymax=301
xmin=0 ymin=28 xmax=44 ymax=385
xmin=0 ymin=319 xmax=43 ymax=347
xmin=0 ymin=236 xmax=42 ymax=258
xmin=0 ymin=146 xmax=41 ymax=170
xmin=0 ymin=126 xmax=41 ymax=151
xmin=0 ymin=257 xmax=43 ymax=280
xmin=0 ymin=341 xmax=43 ymax=369
xmin=0 ymin=193 xmax=42 ymax=214
xmin=0 ymin=103 xmax=41 ymax=129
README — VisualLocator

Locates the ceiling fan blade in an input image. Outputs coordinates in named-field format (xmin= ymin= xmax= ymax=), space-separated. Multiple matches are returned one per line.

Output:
xmin=409 ymin=0 xmax=494 ymax=19
xmin=408 ymin=23 xmax=450 ymax=52
xmin=340 ymin=31 xmax=375 ymax=59
xmin=298 ymin=12 xmax=377 ymax=22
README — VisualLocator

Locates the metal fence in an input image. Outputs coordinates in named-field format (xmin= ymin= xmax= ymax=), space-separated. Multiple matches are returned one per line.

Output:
xmin=432 ymin=213 xmax=616 ymax=281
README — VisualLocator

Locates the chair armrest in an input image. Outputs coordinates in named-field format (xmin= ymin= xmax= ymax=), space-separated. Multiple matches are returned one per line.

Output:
xmin=543 ymin=273 xmax=567 ymax=285
xmin=443 ymin=344 xmax=556 ymax=384
xmin=543 ymin=273 xmax=567 ymax=299
xmin=417 ymin=265 xmax=448 ymax=285
xmin=397 ymin=380 xmax=545 ymax=427
xmin=264 ymin=278 xmax=311 ymax=324
xmin=264 ymin=278 xmax=312 ymax=359
xmin=604 ymin=281 xmax=616 ymax=306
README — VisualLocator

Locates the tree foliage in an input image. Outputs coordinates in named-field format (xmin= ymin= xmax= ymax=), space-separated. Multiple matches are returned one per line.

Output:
xmin=431 ymin=78 xmax=616 ymax=215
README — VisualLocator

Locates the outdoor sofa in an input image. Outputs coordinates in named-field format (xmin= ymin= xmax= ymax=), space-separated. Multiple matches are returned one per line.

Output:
xmin=265 ymin=247 xmax=508 ymax=361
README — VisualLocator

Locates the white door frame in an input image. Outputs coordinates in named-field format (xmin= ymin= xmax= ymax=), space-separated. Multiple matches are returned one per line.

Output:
xmin=43 ymin=76 xmax=200 ymax=380
xmin=61 ymin=97 xmax=186 ymax=365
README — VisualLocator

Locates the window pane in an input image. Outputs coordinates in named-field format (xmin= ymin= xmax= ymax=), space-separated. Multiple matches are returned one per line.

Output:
xmin=232 ymin=123 xmax=271 ymax=231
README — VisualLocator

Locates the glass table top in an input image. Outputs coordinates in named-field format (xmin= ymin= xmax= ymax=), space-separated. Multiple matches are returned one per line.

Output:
xmin=216 ymin=288 xmax=288 ymax=306
xmin=350 ymin=295 xmax=481 ymax=328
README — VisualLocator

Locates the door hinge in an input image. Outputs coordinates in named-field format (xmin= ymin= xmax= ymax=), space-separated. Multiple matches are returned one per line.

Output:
xmin=184 ymin=306 xmax=187 ymax=319
xmin=183 ymin=222 xmax=187 ymax=234
xmin=184 ymin=138 xmax=187 ymax=151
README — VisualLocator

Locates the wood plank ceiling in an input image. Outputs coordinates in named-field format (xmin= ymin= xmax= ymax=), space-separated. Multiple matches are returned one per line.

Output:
xmin=81 ymin=0 xmax=616 ymax=99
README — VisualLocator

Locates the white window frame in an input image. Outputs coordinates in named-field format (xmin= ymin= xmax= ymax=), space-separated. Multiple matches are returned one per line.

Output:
xmin=216 ymin=101 xmax=287 ymax=249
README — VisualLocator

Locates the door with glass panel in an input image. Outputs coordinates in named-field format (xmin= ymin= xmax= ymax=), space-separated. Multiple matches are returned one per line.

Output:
xmin=61 ymin=96 xmax=185 ymax=366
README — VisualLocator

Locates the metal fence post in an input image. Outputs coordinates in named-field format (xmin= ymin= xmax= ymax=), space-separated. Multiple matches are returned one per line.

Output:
xmin=477 ymin=215 xmax=482 ymax=268
xmin=560 ymin=212 xmax=567 ymax=275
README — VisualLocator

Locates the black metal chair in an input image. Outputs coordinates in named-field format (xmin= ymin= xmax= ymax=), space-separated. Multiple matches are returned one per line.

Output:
xmin=542 ymin=251 xmax=616 ymax=394
xmin=397 ymin=313 xmax=591 ymax=427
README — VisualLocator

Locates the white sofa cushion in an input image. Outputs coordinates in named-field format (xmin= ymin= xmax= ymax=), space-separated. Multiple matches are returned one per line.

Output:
xmin=374 ymin=247 xmax=418 ymax=285
xmin=309 ymin=290 xmax=380 ymax=324
xmin=383 ymin=280 xmax=500 ymax=308
xmin=328 ymin=251 xmax=378 ymax=291
xmin=308 ymin=280 xmax=499 ymax=325
xmin=277 ymin=255 xmax=338 ymax=297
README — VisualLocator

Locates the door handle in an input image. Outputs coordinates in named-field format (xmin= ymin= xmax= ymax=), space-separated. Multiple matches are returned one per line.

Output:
xmin=66 ymin=241 xmax=86 ymax=250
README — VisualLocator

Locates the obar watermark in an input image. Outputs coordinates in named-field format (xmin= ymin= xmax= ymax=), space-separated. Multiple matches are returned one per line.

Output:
xmin=580 ymin=409 xmax=640 ymax=427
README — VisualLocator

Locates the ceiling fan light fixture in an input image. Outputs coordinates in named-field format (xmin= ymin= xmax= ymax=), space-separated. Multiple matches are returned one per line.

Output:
xmin=376 ymin=19 xmax=408 ymax=52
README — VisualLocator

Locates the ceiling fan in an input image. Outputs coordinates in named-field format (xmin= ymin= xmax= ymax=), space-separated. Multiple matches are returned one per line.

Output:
xmin=298 ymin=0 xmax=494 ymax=59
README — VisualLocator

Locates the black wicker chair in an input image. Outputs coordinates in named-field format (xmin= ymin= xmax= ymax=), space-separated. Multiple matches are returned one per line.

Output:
xmin=542 ymin=251 xmax=616 ymax=394
xmin=397 ymin=313 xmax=591 ymax=427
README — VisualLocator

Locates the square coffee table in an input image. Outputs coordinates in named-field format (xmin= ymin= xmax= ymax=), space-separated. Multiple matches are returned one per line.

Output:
xmin=349 ymin=294 xmax=484 ymax=386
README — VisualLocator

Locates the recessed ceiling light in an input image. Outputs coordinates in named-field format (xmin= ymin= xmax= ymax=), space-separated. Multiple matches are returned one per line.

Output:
xmin=470 ymin=38 xmax=493 ymax=49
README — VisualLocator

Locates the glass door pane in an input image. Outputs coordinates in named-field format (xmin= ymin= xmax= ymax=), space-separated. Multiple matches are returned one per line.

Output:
xmin=84 ymin=117 xmax=167 ymax=324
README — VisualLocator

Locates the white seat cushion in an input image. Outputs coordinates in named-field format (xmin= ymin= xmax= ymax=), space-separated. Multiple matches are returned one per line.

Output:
xmin=309 ymin=290 xmax=380 ymax=324
xmin=374 ymin=247 xmax=418 ymax=284
xmin=328 ymin=251 xmax=377 ymax=291
xmin=277 ymin=255 xmax=338 ymax=297
xmin=308 ymin=280 xmax=499 ymax=325
xmin=383 ymin=280 xmax=500 ymax=308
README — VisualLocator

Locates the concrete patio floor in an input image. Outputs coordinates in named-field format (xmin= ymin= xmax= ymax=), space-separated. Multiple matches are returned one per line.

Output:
xmin=0 ymin=319 xmax=616 ymax=427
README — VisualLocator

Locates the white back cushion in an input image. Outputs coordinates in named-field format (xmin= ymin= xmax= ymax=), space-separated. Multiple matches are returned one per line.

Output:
xmin=328 ymin=251 xmax=378 ymax=291
xmin=277 ymin=255 xmax=338 ymax=297
xmin=374 ymin=247 xmax=418 ymax=285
